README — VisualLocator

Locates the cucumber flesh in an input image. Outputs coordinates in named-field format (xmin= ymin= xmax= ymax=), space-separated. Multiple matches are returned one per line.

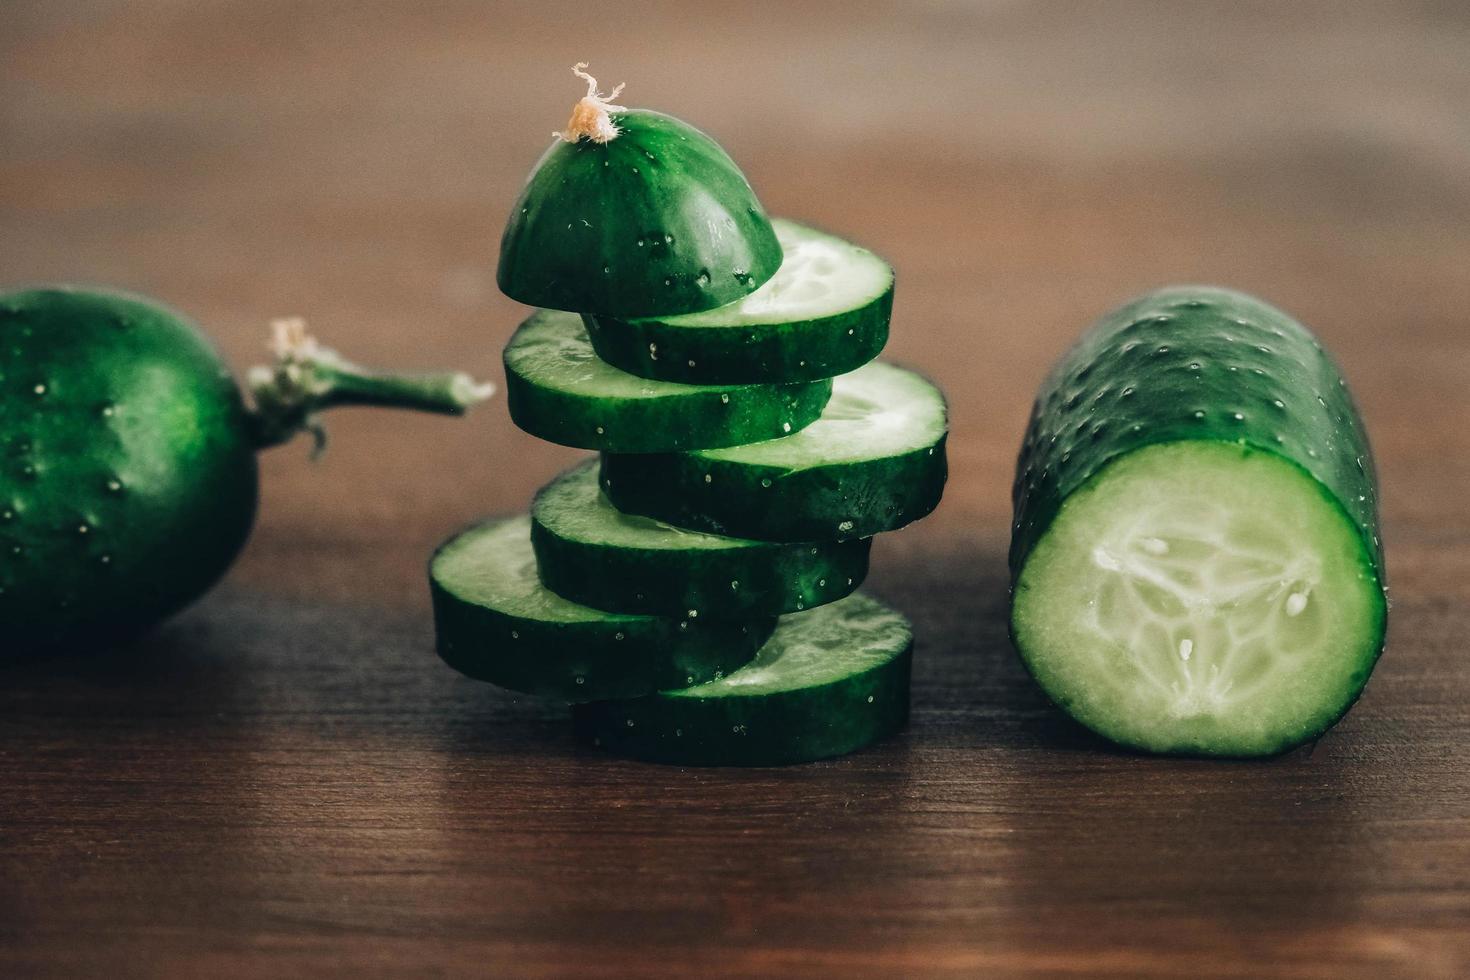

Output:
xmin=1013 ymin=442 xmax=1382 ymax=756
xmin=573 ymin=592 xmax=912 ymax=765
xmin=531 ymin=461 xmax=870 ymax=618
xmin=583 ymin=218 xmax=893 ymax=384
xmin=503 ymin=310 xmax=832 ymax=452
xmin=600 ymin=361 xmax=947 ymax=541
xmin=430 ymin=516 xmax=770 ymax=701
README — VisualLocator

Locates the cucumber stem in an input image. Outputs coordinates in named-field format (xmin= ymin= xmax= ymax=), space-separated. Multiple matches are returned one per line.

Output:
xmin=247 ymin=317 xmax=494 ymax=454
xmin=556 ymin=63 xmax=626 ymax=144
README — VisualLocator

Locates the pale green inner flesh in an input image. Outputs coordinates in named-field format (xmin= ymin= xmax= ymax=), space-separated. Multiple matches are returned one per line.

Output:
xmin=507 ymin=310 xmax=741 ymax=398
xmin=538 ymin=462 xmax=762 ymax=552
xmin=699 ymin=362 xmax=945 ymax=469
xmin=1013 ymin=442 xmax=1379 ymax=754
xmin=651 ymin=219 xmax=892 ymax=328
xmin=433 ymin=515 xmax=647 ymax=624
xmin=671 ymin=592 xmax=910 ymax=698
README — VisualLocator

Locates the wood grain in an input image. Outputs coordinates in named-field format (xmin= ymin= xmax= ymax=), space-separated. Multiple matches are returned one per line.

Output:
xmin=3 ymin=1 xmax=1469 ymax=976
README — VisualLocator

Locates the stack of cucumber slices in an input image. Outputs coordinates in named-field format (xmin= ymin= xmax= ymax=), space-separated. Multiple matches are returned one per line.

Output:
xmin=429 ymin=67 xmax=947 ymax=766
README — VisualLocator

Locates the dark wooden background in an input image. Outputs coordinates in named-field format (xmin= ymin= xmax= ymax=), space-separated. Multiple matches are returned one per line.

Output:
xmin=3 ymin=2 xmax=1468 ymax=976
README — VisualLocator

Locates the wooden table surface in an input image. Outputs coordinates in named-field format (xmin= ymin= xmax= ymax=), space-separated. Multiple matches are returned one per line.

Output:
xmin=3 ymin=2 xmax=1469 ymax=977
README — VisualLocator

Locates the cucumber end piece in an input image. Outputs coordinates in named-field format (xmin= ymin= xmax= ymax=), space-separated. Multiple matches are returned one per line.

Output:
xmin=1012 ymin=441 xmax=1386 ymax=757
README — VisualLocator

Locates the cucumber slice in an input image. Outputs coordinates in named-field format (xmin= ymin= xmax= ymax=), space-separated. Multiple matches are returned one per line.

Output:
xmin=600 ymin=362 xmax=947 ymax=541
xmin=531 ymin=462 xmax=870 ymax=618
xmin=504 ymin=310 xmax=832 ymax=451
xmin=573 ymin=592 xmax=912 ymax=766
xmin=1010 ymin=286 xmax=1387 ymax=757
xmin=498 ymin=109 xmax=782 ymax=318
xmin=430 ymin=515 xmax=771 ymax=702
xmin=582 ymin=219 xmax=893 ymax=383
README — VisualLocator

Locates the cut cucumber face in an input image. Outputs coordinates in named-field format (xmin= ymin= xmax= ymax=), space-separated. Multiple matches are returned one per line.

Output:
xmin=503 ymin=310 xmax=832 ymax=452
xmin=430 ymin=516 xmax=771 ymax=702
xmin=1010 ymin=286 xmax=1387 ymax=757
xmin=498 ymin=109 xmax=783 ymax=318
xmin=582 ymin=219 xmax=893 ymax=384
xmin=1013 ymin=443 xmax=1382 ymax=756
xmin=600 ymin=361 xmax=947 ymax=541
xmin=573 ymin=592 xmax=912 ymax=766
xmin=531 ymin=462 xmax=870 ymax=619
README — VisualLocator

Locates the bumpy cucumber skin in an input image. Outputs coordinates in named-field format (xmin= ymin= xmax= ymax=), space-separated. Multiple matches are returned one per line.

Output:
xmin=572 ymin=645 xmax=911 ymax=766
xmin=497 ymin=110 xmax=782 ymax=318
xmin=504 ymin=312 xmax=833 ymax=452
xmin=0 ymin=287 xmax=258 ymax=652
xmin=429 ymin=527 xmax=773 ymax=701
xmin=581 ymin=283 xmax=892 ymax=385
xmin=1009 ymin=285 xmax=1387 ymax=756
xmin=599 ymin=433 xmax=947 ymax=542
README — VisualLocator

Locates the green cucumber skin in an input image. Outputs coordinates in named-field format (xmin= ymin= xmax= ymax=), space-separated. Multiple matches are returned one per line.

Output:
xmin=1009 ymin=285 xmax=1387 ymax=755
xmin=430 ymin=571 xmax=773 ymax=703
xmin=599 ymin=434 xmax=947 ymax=542
xmin=497 ymin=110 xmax=782 ymax=318
xmin=572 ymin=644 xmax=911 ymax=766
xmin=581 ymin=285 xmax=892 ymax=385
xmin=0 ymin=287 xmax=258 ymax=652
xmin=529 ymin=518 xmax=871 ymax=620
xmin=503 ymin=313 xmax=833 ymax=452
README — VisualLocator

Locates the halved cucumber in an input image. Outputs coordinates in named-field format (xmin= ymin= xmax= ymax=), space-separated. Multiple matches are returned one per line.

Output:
xmin=504 ymin=310 xmax=832 ymax=451
xmin=430 ymin=516 xmax=771 ymax=701
xmin=583 ymin=219 xmax=893 ymax=384
xmin=531 ymin=462 xmax=870 ymax=618
xmin=600 ymin=362 xmax=947 ymax=541
xmin=573 ymin=592 xmax=912 ymax=766
xmin=1010 ymin=286 xmax=1387 ymax=757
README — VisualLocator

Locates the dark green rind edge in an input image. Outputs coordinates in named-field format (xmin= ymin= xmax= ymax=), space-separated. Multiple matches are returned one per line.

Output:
xmin=502 ymin=360 xmax=833 ymax=452
xmin=428 ymin=532 xmax=774 ymax=703
xmin=529 ymin=514 xmax=872 ymax=620
xmin=1008 ymin=285 xmax=1388 ymax=757
xmin=581 ymin=283 xmax=893 ymax=385
xmin=598 ymin=433 xmax=948 ymax=542
xmin=571 ymin=642 xmax=912 ymax=766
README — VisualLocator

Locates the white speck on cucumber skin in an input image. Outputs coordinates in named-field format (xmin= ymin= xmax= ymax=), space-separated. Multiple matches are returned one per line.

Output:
xmin=1140 ymin=537 xmax=1168 ymax=556
xmin=1286 ymin=592 xmax=1309 ymax=616
xmin=1179 ymin=638 xmax=1193 ymax=662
